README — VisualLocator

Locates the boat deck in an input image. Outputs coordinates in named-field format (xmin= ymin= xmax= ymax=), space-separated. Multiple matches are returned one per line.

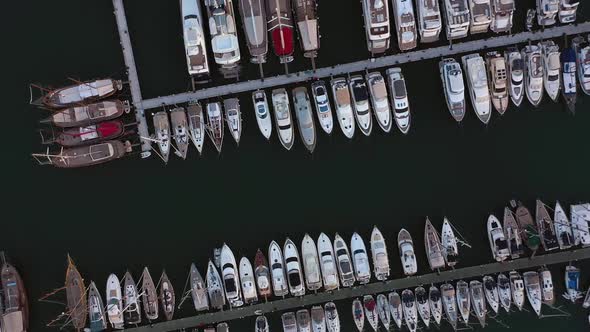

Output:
xmin=122 ymin=247 xmax=590 ymax=332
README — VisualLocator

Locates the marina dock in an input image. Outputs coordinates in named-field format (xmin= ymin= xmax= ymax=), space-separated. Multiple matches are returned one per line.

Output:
xmin=123 ymin=247 xmax=590 ymax=332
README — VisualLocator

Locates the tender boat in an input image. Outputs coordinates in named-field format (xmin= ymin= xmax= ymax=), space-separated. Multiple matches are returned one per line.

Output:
xmin=564 ymin=265 xmax=582 ymax=303
xmin=441 ymin=218 xmax=459 ymax=267
xmin=187 ymin=102 xmax=205 ymax=155
xmin=388 ymin=291 xmax=404 ymax=329
xmin=398 ymin=228 xmax=417 ymax=276
xmin=561 ymin=47 xmax=578 ymax=113
xmin=429 ymin=286 xmax=443 ymax=326
xmin=456 ymin=281 xmax=470 ymax=325
xmin=293 ymin=0 xmax=320 ymax=58
xmin=47 ymin=120 xmax=124 ymax=148
xmin=370 ymin=226 xmax=390 ymax=281
xmin=206 ymin=102 xmax=224 ymax=153
xmin=317 ymin=233 xmax=339 ymax=291
xmin=425 ymin=218 xmax=445 ymax=270
xmin=485 ymin=51 xmax=509 ymax=114
xmin=554 ymin=201 xmax=574 ymax=250
xmin=159 ymin=271 xmax=175 ymax=321
xmin=363 ymin=295 xmax=379 ymax=332
xmin=268 ymin=241 xmax=289 ymax=297
xmin=539 ymin=41 xmax=562 ymax=102
xmin=392 ymin=0 xmax=418 ymax=51
xmin=88 ymin=281 xmax=106 ymax=331
xmin=366 ymin=71 xmax=392 ymax=133
xmin=415 ymin=287 xmax=430 ymax=328
xmin=223 ymin=98 xmax=242 ymax=145
xmin=297 ymin=309 xmax=312 ymax=332
xmin=572 ymin=36 xmax=590 ymax=96
xmin=376 ymin=294 xmax=391 ymax=330
xmin=237 ymin=0 xmax=268 ymax=63
xmin=439 ymin=58 xmax=466 ymax=122
xmin=385 ymin=67 xmax=411 ymax=134
xmin=514 ymin=201 xmax=541 ymax=252
xmin=462 ymin=54 xmax=492 ymax=124
xmin=505 ymin=47 xmax=525 ymax=107
xmin=352 ymin=298 xmax=364 ymax=332
xmin=469 ymin=0 xmax=492 ymax=34
xmin=254 ymin=249 xmax=273 ymax=299
xmin=536 ymin=200 xmax=559 ymax=251
xmin=170 ymin=107 xmax=189 ymax=159
xmin=350 ymin=232 xmax=371 ymax=284
xmin=334 ymin=233 xmax=355 ymax=287
xmin=266 ymin=0 xmax=295 ymax=63
xmin=204 ymin=0 xmax=241 ymax=75
xmin=537 ymin=0 xmax=559 ymax=26
xmin=539 ymin=267 xmax=555 ymax=305
xmin=239 ymin=257 xmax=258 ymax=304
xmin=252 ymin=91 xmax=272 ymax=140
xmin=181 ymin=0 xmax=209 ymax=77
xmin=416 ymin=0 xmax=442 ymax=42
xmin=497 ymin=273 xmax=512 ymax=312
xmin=292 ymin=87 xmax=317 ymax=153
xmin=325 ymin=302 xmax=340 ymax=332
xmin=441 ymin=283 xmax=458 ymax=330
xmin=522 ymin=45 xmax=544 ymax=106
xmin=271 ymin=88 xmax=294 ymax=150
xmin=311 ymin=81 xmax=334 ymax=135
xmin=42 ymin=79 xmax=123 ymax=109
xmin=442 ymin=0 xmax=470 ymax=40
xmin=105 ymin=274 xmax=124 ymax=328
xmin=558 ymin=0 xmax=580 ymax=23
xmin=402 ymin=289 xmax=418 ymax=332
xmin=255 ymin=315 xmax=269 ymax=332
xmin=330 ymin=77 xmax=355 ymax=138
xmin=206 ymin=260 xmax=226 ymax=310
xmin=490 ymin=0 xmax=515 ymax=32
xmin=220 ymin=244 xmax=243 ymax=307
xmin=284 ymin=238 xmax=305 ymax=296
xmin=152 ymin=111 xmax=171 ymax=163
xmin=349 ymin=75 xmax=373 ymax=136
xmin=189 ymin=263 xmax=209 ymax=311
xmin=122 ymin=271 xmax=141 ymax=324
xmin=361 ymin=0 xmax=391 ymax=54
xmin=523 ymin=271 xmax=542 ymax=317
xmin=509 ymin=270 xmax=525 ymax=311
xmin=483 ymin=275 xmax=500 ymax=314
xmin=282 ymin=312 xmax=297 ymax=332
xmin=301 ymin=234 xmax=323 ymax=291
xmin=503 ymin=207 xmax=524 ymax=259
xmin=141 ymin=267 xmax=158 ymax=320
xmin=41 ymin=100 xmax=129 ymax=128
xmin=469 ymin=280 xmax=486 ymax=327
xmin=311 ymin=305 xmax=326 ymax=332
xmin=571 ymin=204 xmax=590 ymax=246
xmin=488 ymin=214 xmax=510 ymax=262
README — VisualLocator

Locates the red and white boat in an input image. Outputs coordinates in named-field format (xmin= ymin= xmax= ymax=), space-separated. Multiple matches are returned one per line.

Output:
xmin=266 ymin=0 xmax=295 ymax=63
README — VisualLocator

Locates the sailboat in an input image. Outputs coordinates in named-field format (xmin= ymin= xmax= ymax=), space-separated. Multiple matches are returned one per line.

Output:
xmin=429 ymin=286 xmax=443 ymax=326
xmin=536 ymin=200 xmax=560 ymax=251
xmin=415 ymin=286 xmax=430 ymax=328
xmin=571 ymin=204 xmax=590 ymax=246
xmin=206 ymin=260 xmax=226 ymax=310
xmin=189 ymin=264 xmax=209 ymax=311
xmin=186 ymin=102 xmax=205 ymax=155
xmin=469 ymin=280 xmax=486 ymax=327
xmin=441 ymin=283 xmax=458 ymax=330
xmin=456 ymin=280 xmax=470 ymax=326
xmin=141 ymin=267 xmax=158 ymax=320
xmin=402 ymin=289 xmax=418 ymax=332
xmin=88 ymin=281 xmax=106 ymax=332
xmin=170 ymin=107 xmax=189 ymax=159
xmin=503 ymin=207 xmax=524 ymax=259
xmin=65 ymin=256 xmax=87 ymax=330
xmin=376 ymin=294 xmax=391 ymax=330
xmin=539 ymin=267 xmax=555 ymax=305
xmin=483 ymin=275 xmax=500 ymax=314
xmin=441 ymin=217 xmax=459 ymax=267
xmin=159 ymin=271 xmax=175 ymax=321
xmin=425 ymin=218 xmax=445 ymax=270
xmin=497 ymin=273 xmax=512 ymax=312
xmin=105 ymin=274 xmax=124 ymax=328
xmin=514 ymin=201 xmax=540 ymax=251
xmin=122 ymin=272 xmax=141 ymax=324
xmin=509 ymin=271 xmax=525 ymax=311
xmin=554 ymin=201 xmax=574 ymax=249
xmin=363 ymin=295 xmax=379 ymax=332
xmin=388 ymin=291 xmax=403 ymax=329
xmin=352 ymin=298 xmax=364 ymax=332
xmin=523 ymin=271 xmax=542 ymax=317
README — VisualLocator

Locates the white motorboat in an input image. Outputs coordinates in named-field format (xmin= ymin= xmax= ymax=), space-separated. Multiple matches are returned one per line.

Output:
xmin=537 ymin=0 xmax=559 ymax=26
xmin=487 ymin=214 xmax=510 ymax=262
xmin=334 ymin=233 xmax=355 ymax=287
xmin=462 ymin=53 xmax=492 ymax=124
xmin=509 ymin=270 xmax=525 ymax=311
xmin=330 ymin=77 xmax=355 ymax=139
xmin=571 ymin=204 xmax=590 ymax=246
xmin=497 ymin=273 xmax=511 ymax=312
xmin=122 ymin=272 xmax=141 ymax=324
xmin=239 ymin=257 xmax=258 ymax=304
xmin=284 ymin=238 xmax=305 ymax=296
xmin=311 ymin=81 xmax=334 ymax=135
xmin=181 ymin=0 xmax=210 ymax=77
xmin=425 ymin=218 xmax=445 ymax=270
xmin=469 ymin=280 xmax=486 ymax=327
xmin=271 ymin=88 xmax=294 ymax=150
xmin=366 ymin=71 xmax=392 ymax=133
xmin=106 ymin=274 xmax=124 ymax=329
xmin=483 ymin=275 xmax=500 ymax=314
xmin=402 ymin=289 xmax=418 ymax=332
xmin=469 ymin=0 xmax=492 ymax=34
xmin=352 ymin=298 xmax=365 ymax=332
xmin=442 ymin=0 xmax=470 ymax=40
xmin=317 ymin=233 xmax=339 ymax=291
xmin=254 ymin=249 xmax=272 ymax=299
xmin=186 ymin=102 xmax=205 ymax=155
xmin=282 ymin=312 xmax=297 ymax=332
xmin=268 ymin=240 xmax=289 ymax=297
xmin=441 ymin=217 xmax=459 ymax=267
xmin=456 ymin=281 xmax=470 ymax=325
xmin=539 ymin=41 xmax=562 ymax=102
xmin=554 ymin=201 xmax=574 ymax=250
xmin=292 ymin=87 xmax=317 ymax=153
xmin=252 ymin=91 xmax=272 ymax=140
xmin=350 ymin=232 xmax=371 ymax=284
xmin=370 ymin=226 xmax=390 ymax=281
xmin=561 ymin=47 xmax=577 ymax=113
xmin=223 ymin=98 xmax=241 ymax=145
xmin=392 ymin=0 xmax=418 ymax=51
xmin=416 ymin=0 xmax=442 ymax=42
xmin=206 ymin=260 xmax=226 ymax=310
xmin=522 ymin=45 xmax=544 ymax=106
xmin=439 ymin=58 xmax=466 ymax=122
xmin=311 ymin=305 xmax=326 ymax=332
xmin=361 ymin=0 xmax=391 ymax=54
xmin=301 ymin=234 xmax=323 ymax=291
xmin=429 ymin=286 xmax=443 ymax=326
xmin=558 ymin=0 xmax=580 ymax=23
xmin=388 ymin=291 xmax=404 ymax=329
xmin=490 ymin=0 xmax=515 ymax=33
xmin=564 ymin=265 xmax=583 ymax=303
xmin=485 ymin=51 xmax=509 ymax=114
xmin=539 ymin=267 xmax=555 ymax=305
xmin=385 ymin=67 xmax=411 ymax=134
xmin=206 ymin=102 xmax=224 ymax=153
xmin=415 ymin=287 xmax=431 ymax=328
xmin=220 ymin=244 xmax=243 ymax=307
xmin=349 ymin=75 xmax=373 ymax=136
xmin=204 ymin=0 xmax=241 ymax=73
xmin=376 ymin=294 xmax=391 ymax=330
xmin=503 ymin=206 xmax=525 ymax=259
xmin=523 ymin=271 xmax=542 ymax=317
xmin=505 ymin=47 xmax=525 ymax=107
xmin=189 ymin=263 xmax=208 ymax=312
xmin=363 ymin=295 xmax=379 ymax=332
xmin=255 ymin=315 xmax=269 ymax=332
xmin=297 ymin=309 xmax=311 ymax=332
xmin=573 ymin=36 xmax=590 ymax=96
xmin=398 ymin=228 xmax=417 ymax=276
xmin=441 ymin=283 xmax=458 ymax=330
xmin=152 ymin=111 xmax=170 ymax=163
xmin=325 ymin=302 xmax=340 ymax=332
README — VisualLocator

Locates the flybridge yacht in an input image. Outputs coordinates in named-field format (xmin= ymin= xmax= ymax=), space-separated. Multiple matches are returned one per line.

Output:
xmin=362 ymin=0 xmax=391 ymax=54
xmin=485 ymin=52 xmax=509 ymax=114
xmin=271 ymin=88 xmax=294 ymax=150
xmin=294 ymin=0 xmax=320 ymax=58
xmin=311 ymin=81 xmax=334 ymax=135
xmin=522 ymin=45 xmax=544 ymax=106
xmin=462 ymin=54 xmax=492 ymax=124
xmin=537 ymin=0 xmax=559 ymax=26
xmin=292 ymin=87 xmax=317 ymax=153
xmin=301 ymin=234 xmax=322 ymax=291
xmin=386 ymin=67 xmax=411 ymax=134
xmin=392 ymin=0 xmax=418 ymax=51
xmin=540 ymin=41 xmax=561 ymax=102
xmin=398 ymin=229 xmax=418 ymax=276
xmin=561 ymin=47 xmax=577 ymax=113
xmin=490 ymin=0 xmax=515 ymax=33
xmin=469 ymin=0 xmax=492 ymax=34
xmin=220 ymin=244 xmax=243 ymax=307
xmin=318 ymin=233 xmax=339 ymax=291
xmin=371 ymin=227 xmax=390 ymax=281
xmin=269 ymin=241 xmax=289 ymax=297
xmin=238 ymin=0 xmax=268 ymax=63
xmin=367 ymin=72 xmax=392 ymax=133
xmin=439 ymin=58 xmax=466 ymax=122
xmin=416 ymin=0 xmax=442 ymax=43
xmin=266 ymin=0 xmax=295 ymax=63
xmin=573 ymin=36 xmax=590 ymax=96
xmin=330 ymin=78 xmax=355 ymax=138
xmin=204 ymin=0 xmax=241 ymax=73
xmin=349 ymin=75 xmax=373 ymax=136
xmin=350 ymin=232 xmax=371 ymax=284
xmin=442 ymin=0 xmax=470 ymax=40
xmin=558 ymin=0 xmax=580 ymax=24
xmin=181 ymin=0 xmax=210 ymax=77
xmin=505 ymin=47 xmax=524 ymax=107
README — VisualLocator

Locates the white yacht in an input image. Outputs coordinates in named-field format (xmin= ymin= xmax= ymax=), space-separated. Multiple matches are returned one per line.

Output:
xmin=223 ymin=98 xmax=241 ymax=145
xmin=497 ymin=273 xmax=512 ymax=312
xmin=334 ymin=233 xmax=355 ymax=287
xmin=292 ymin=87 xmax=317 ymax=153
xmin=558 ymin=0 xmax=580 ymax=24
xmin=439 ymin=58 xmax=466 ymax=122
xmin=370 ymin=226 xmax=390 ymax=281
xmin=571 ymin=204 xmax=590 ymax=246
xmin=181 ymin=0 xmax=210 ymax=77
xmin=490 ymin=0 xmax=514 ymax=33
xmin=361 ymin=0 xmax=391 ymax=54
xmin=523 ymin=271 xmax=542 ymax=317
xmin=252 ymin=90 xmax=272 ymax=140
xmin=485 ymin=51 xmax=509 ymax=114
xmin=220 ymin=243 xmax=243 ymax=307
xmin=416 ymin=0 xmax=442 ymax=42
xmin=239 ymin=257 xmax=258 ymax=304
xmin=311 ymin=305 xmax=326 ymax=332
xmin=540 ymin=267 xmax=555 ymax=305
xmin=469 ymin=280 xmax=486 ymax=327
xmin=385 ymin=67 xmax=411 ymax=134
xmin=311 ymin=81 xmax=334 ymax=135
xmin=415 ymin=287 xmax=431 ymax=328
xmin=509 ymin=271 xmax=525 ymax=311
xmin=206 ymin=260 xmax=226 ymax=310
xmin=297 ymin=309 xmax=311 ymax=332
xmin=330 ymin=78 xmax=355 ymax=139
xmin=268 ymin=240 xmax=289 ymax=297
xmin=363 ymin=295 xmax=379 ymax=332
xmin=429 ymin=286 xmax=443 ymax=326
xmin=284 ymin=238 xmax=305 ymax=296
xmin=441 ymin=284 xmax=458 ymax=330
xmin=456 ymin=280 xmax=470 ymax=325
xmin=505 ymin=47 xmax=525 ymax=107
xmin=461 ymin=54 xmax=492 ymax=124
xmin=152 ymin=111 xmax=170 ymax=163
xmin=204 ymin=0 xmax=241 ymax=72
xmin=441 ymin=217 xmax=459 ymax=267
xmin=271 ymin=88 xmax=294 ymax=150
xmin=469 ymin=0 xmax=492 ymax=34
xmin=482 ymin=275 xmax=500 ymax=314
xmin=187 ymin=102 xmax=205 ymax=155
xmin=402 ymin=289 xmax=418 ymax=332
xmin=388 ymin=291 xmax=404 ymax=329
xmin=376 ymin=294 xmax=391 ymax=330
xmin=442 ymin=0 xmax=470 ymax=40
xmin=352 ymin=299 xmax=365 ymax=332
xmin=487 ymin=214 xmax=510 ymax=262
xmin=106 ymin=274 xmax=124 ymax=329
xmin=301 ymin=234 xmax=323 ymax=291
xmin=366 ymin=72 xmax=392 ymax=133
xmin=398 ymin=228 xmax=417 ymax=276
xmin=392 ymin=0 xmax=418 ymax=51
xmin=282 ymin=312 xmax=297 ymax=332
xmin=573 ymin=37 xmax=590 ymax=95
xmin=561 ymin=47 xmax=577 ymax=113
xmin=349 ymin=75 xmax=373 ymax=136
xmin=350 ymin=232 xmax=371 ymax=284
xmin=324 ymin=302 xmax=340 ymax=332
xmin=554 ymin=201 xmax=574 ymax=250
xmin=425 ymin=217 xmax=445 ymax=271
xmin=539 ymin=41 xmax=561 ymax=102
xmin=537 ymin=0 xmax=559 ymax=26
xmin=317 ymin=233 xmax=340 ymax=291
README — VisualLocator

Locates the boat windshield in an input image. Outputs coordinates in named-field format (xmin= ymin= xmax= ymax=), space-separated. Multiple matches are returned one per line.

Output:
xmin=288 ymin=271 xmax=301 ymax=286
xmin=393 ymin=79 xmax=407 ymax=98
xmin=448 ymin=69 xmax=464 ymax=93
xmin=352 ymin=82 xmax=369 ymax=100
xmin=257 ymin=105 xmax=267 ymax=118
xmin=224 ymin=278 xmax=236 ymax=293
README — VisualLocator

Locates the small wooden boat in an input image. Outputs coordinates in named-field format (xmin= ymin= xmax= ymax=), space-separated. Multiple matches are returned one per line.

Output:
xmin=41 ymin=100 xmax=129 ymax=128
xmin=159 ymin=271 xmax=175 ymax=321
xmin=352 ymin=298 xmax=364 ymax=332
xmin=170 ymin=107 xmax=190 ymax=159
xmin=42 ymin=79 xmax=123 ymax=109
xmin=49 ymin=120 xmax=125 ymax=147
xmin=187 ymin=102 xmax=205 ymax=155
xmin=0 ymin=256 xmax=29 ymax=332
xmin=376 ymin=294 xmax=391 ymax=330
xmin=189 ymin=263 xmax=209 ymax=311
xmin=141 ymin=267 xmax=159 ymax=320
xmin=65 ymin=255 xmax=87 ymax=330
xmin=88 ymin=281 xmax=107 ymax=331
xmin=33 ymin=140 xmax=130 ymax=168
xmin=254 ymin=250 xmax=272 ymax=299
xmin=122 ymin=271 xmax=141 ymax=324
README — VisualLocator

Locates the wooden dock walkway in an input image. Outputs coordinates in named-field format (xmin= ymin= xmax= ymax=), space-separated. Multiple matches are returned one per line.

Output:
xmin=123 ymin=247 xmax=590 ymax=332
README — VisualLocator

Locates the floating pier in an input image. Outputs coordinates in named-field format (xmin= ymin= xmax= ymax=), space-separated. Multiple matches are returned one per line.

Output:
xmin=122 ymin=247 xmax=590 ymax=332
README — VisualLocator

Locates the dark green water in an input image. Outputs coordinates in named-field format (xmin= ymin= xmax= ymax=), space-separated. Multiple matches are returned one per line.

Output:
xmin=9 ymin=0 xmax=590 ymax=330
